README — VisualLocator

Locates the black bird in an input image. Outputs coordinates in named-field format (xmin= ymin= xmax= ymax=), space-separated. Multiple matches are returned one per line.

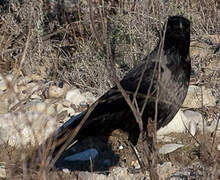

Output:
xmin=33 ymin=16 xmax=191 ymax=167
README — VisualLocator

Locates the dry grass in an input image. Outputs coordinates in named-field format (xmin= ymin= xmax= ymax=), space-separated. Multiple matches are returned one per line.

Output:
xmin=0 ymin=0 xmax=219 ymax=179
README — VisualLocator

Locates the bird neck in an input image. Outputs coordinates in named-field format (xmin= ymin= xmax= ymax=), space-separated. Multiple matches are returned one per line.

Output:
xmin=163 ymin=41 xmax=189 ymax=59
xmin=163 ymin=35 xmax=190 ymax=60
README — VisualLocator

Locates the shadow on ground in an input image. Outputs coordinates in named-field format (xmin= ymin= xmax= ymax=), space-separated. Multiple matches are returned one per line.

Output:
xmin=55 ymin=136 xmax=120 ymax=172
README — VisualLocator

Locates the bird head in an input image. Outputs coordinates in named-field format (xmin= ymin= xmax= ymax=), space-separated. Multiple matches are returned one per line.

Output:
xmin=163 ymin=16 xmax=191 ymax=57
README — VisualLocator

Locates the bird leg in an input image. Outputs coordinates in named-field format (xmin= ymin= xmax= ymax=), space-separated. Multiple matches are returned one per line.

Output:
xmin=129 ymin=141 xmax=145 ymax=170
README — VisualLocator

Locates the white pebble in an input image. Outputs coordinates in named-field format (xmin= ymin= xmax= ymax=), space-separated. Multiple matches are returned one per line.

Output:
xmin=189 ymin=120 xmax=197 ymax=136
xmin=62 ymin=168 xmax=71 ymax=174
xmin=159 ymin=144 xmax=184 ymax=154
xmin=217 ymin=144 xmax=220 ymax=151
xmin=119 ymin=145 xmax=123 ymax=150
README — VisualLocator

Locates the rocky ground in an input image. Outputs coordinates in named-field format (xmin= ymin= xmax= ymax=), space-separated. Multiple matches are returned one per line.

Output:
xmin=0 ymin=0 xmax=220 ymax=179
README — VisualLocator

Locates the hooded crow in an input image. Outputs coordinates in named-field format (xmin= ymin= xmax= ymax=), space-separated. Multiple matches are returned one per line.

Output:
xmin=31 ymin=16 xmax=191 ymax=167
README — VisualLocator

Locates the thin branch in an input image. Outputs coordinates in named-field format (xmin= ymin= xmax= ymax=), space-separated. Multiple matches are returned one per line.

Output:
xmin=211 ymin=115 xmax=220 ymax=153
xmin=88 ymin=0 xmax=104 ymax=48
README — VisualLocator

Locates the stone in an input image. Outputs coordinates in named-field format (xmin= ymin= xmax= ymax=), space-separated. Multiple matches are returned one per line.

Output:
xmin=46 ymin=104 xmax=56 ymax=116
xmin=27 ymin=101 xmax=56 ymax=116
xmin=79 ymin=101 xmax=88 ymax=107
xmin=217 ymin=144 xmax=220 ymax=151
xmin=184 ymin=110 xmax=203 ymax=124
xmin=82 ymin=92 xmax=97 ymax=104
xmin=184 ymin=110 xmax=203 ymax=134
xmin=201 ymin=86 xmax=216 ymax=107
xmin=65 ymin=89 xmax=87 ymax=106
xmin=183 ymin=85 xmax=202 ymax=108
xmin=56 ymin=103 xmax=64 ymax=113
xmin=65 ymin=107 xmax=75 ymax=116
xmin=189 ymin=120 xmax=197 ymax=136
xmin=47 ymin=84 xmax=67 ymax=99
xmin=30 ymin=94 xmax=42 ymax=100
xmin=62 ymin=168 xmax=71 ymax=174
xmin=0 ymin=111 xmax=59 ymax=146
xmin=157 ymin=110 xmax=190 ymax=135
xmin=183 ymin=86 xmax=216 ymax=108
xmin=0 ymin=165 xmax=6 ymax=178
xmin=119 ymin=145 xmax=123 ymax=150
xmin=61 ymin=100 xmax=72 ymax=107
xmin=35 ymin=101 xmax=47 ymax=112
xmin=56 ymin=103 xmax=75 ymax=116
xmin=131 ymin=160 xmax=141 ymax=169
xmin=159 ymin=144 xmax=184 ymax=154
